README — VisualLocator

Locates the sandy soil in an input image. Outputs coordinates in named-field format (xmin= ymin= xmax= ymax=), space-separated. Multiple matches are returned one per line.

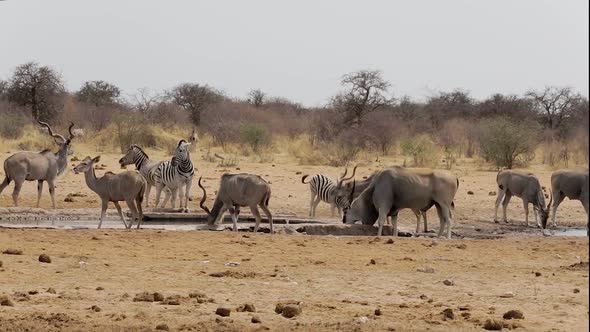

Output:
xmin=0 ymin=230 xmax=588 ymax=331
xmin=1 ymin=147 xmax=589 ymax=331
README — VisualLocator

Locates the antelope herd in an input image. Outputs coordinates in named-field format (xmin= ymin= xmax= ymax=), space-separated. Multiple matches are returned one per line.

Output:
xmin=1 ymin=120 xmax=589 ymax=237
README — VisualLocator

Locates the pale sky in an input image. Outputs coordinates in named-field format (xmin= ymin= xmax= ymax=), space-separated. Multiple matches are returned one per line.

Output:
xmin=1 ymin=0 xmax=588 ymax=106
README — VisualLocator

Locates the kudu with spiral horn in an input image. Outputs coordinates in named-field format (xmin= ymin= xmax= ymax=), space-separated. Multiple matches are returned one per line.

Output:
xmin=198 ymin=174 xmax=273 ymax=233
xmin=1 ymin=120 xmax=77 ymax=208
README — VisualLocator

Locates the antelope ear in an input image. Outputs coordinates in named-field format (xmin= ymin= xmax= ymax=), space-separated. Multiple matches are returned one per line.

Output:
xmin=93 ymin=155 xmax=101 ymax=163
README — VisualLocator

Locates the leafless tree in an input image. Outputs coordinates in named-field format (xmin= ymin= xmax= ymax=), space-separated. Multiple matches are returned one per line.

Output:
xmin=332 ymin=69 xmax=392 ymax=126
xmin=247 ymin=89 xmax=266 ymax=107
xmin=5 ymin=62 xmax=65 ymax=121
xmin=76 ymin=80 xmax=121 ymax=107
xmin=526 ymin=87 xmax=583 ymax=133
xmin=170 ymin=83 xmax=219 ymax=126
xmin=477 ymin=93 xmax=533 ymax=119
xmin=132 ymin=87 xmax=161 ymax=115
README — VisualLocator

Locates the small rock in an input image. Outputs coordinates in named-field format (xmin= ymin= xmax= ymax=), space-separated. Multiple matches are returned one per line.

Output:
xmin=133 ymin=292 xmax=155 ymax=302
xmin=216 ymin=307 xmax=231 ymax=317
xmin=399 ymin=303 xmax=409 ymax=308
xmin=281 ymin=305 xmax=302 ymax=318
xmin=488 ymin=191 xmax=496 ymax=196
xmin=251 ymin=315 xmax=262 ymax=323
xmin=574 ymin=288 xmax=580 ymax=293
xmin=385 ymin=238 xmax=395 ymax=244
xmin=456 ymin=244 xmax=467 ymax=250
xmin=483 ymin=318 xmax=503 ymax=330
xmin=417 ymin=267 xmax=435 ymax=274
xmin=237 ymin=303 xmax=256 ymax=312
xmin=442 ymin=279 xmax=454 ymax=286
xmin=467 ymin=191 xmax=474 ymax=195
xmin=64 ymin=197 xmax=75 ymax=202
xmin=38 ymin=254 xmax=51 ymax=263
xmin=155 ymin=323 xmax=169 ymax=331
xmin=356 ymin=316 xmax=369 ymax=324
xmin=28 ymin=290 xmax=38 ymax=295
xmin=374 ymin=308 xmax=382 ymax=316
xmin=2 ymin=249 xmax=23 ymax=255
xmin=499 ymin=291 xmax=514 ymax=298
xmin=369 ymin=259 xmax=376 ymax=265
xmin=90 ymin=305 xmax=101 ymax=312
xmin=442 ymin=308 xmax=454 ymax=320
xmin=153 ymin=292 xmax=165 ymax=302
xmin=46 ymin=288 xmax=57 ymax=294
xmin=534 ymin=272 xmax=541 ymax=277
xmin=0 ymin=296 xmax=14 ymax=306
xmin=419 ymin=295 xmax=429 ymax=300
xmin=503 ymin=310 xmax=524 ymax=320
xmin=96 ymin=287 xmax=104 ymax=291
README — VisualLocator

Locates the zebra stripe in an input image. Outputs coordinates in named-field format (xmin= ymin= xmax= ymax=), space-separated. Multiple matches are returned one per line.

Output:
xmin=155 ymin=141 xmax=194 ymax=188
xmin=308 ymin=174 xmax=349 ymax=209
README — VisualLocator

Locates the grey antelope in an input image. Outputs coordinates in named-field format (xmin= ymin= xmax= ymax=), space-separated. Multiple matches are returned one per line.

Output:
xmin=547 ymin=169 xmax=589 ymax=234
xmin=198 ymin=174 xmax=273 ymax=233
xmin=494 ymin=170 xmax=550 ymax=228
xmin=339 ymin=170 xmax=437 ymax=234
xmin=74 ymin=156 xmax=146 ymax=229
xmin=1 ymin=120 xmax=76 ymax=208
xmin=118 ymin=144 xmax=171 ymax=208
xmin=343 ymin=167 xmax=459 ymax=238
xmin=301 ymin=165 xmax=357 ymax=217
xmin=154 ymin=140 xmax=194 ymax=212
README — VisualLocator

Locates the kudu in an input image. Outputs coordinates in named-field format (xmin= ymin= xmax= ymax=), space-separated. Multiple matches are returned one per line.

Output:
xmin=198 ymin=174 xmax=273 ymax=233
xmin=1 ymin=120 xmax=76 ymax=208
xmin=74 ymin=156 xmax=146 ymax=229
xmin=343 ymin=167 xmax=459 ymax=238
xmin=494 ymin=170 xmax=551 ymax=228
xmin=547 ymin=169 xmax=589 ymax=234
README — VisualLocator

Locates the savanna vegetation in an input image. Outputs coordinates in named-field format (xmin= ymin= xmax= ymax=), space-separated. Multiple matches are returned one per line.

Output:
xmin=0 ymin=61 xmax=588 ymax=169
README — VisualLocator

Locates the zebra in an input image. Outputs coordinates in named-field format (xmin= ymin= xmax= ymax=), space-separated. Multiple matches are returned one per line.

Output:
xmin=154 ymin=140 xmax=195 ymax=212
xmin=301 ymin=165 xmax=357 ymax=218
xmin=119 ymin=144 xmax=170 ymax=208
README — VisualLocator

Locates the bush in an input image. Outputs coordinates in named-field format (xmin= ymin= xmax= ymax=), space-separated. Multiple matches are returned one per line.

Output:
xmin=400 ymin=134 xmax=440 ymax=167
xmin=0 ymin=112 xmax=28 ymax=139
xmin=477 ymin=117 xmax=540 ymax=169
xmin=240 ymin=123 xmax=271 ymax=153
xmin=112 ymin=113 xmax=157 ymax=153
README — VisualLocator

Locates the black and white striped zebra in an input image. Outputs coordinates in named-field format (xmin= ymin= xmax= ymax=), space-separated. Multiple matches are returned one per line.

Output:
xmin=119 ymin=144 xmax=168 ymax=208
xmin=154 ymin=140 xmax=195 ymax=212
xmin=301 ymin=165 xmax=357 ymax=218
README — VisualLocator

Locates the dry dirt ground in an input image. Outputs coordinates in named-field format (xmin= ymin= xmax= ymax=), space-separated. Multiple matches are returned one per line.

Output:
xmin=0 ymin=230 xmax=588 ymax=331
xmin=1 ymin=147 xmax=589 ymax=331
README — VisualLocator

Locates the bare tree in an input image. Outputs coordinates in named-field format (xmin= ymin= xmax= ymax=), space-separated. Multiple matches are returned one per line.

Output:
xmin=6 ymin=62 xmax=65 ymax=121
xmin=526 ymin=87 xmax=582 ymax=133
xmin=332 ymin=69 xmax=392 ymax=126
xmin=76 ymin=80 xmax=121 ymax=107
xmin=132 ymin=87 xmax=161 ymax=115
xmin=170 ymin=83 xmax=219 ymax=126
xmin=0 ymin=79 xmax=7 ymax=98
xmin=247 ymin=89 xmax=266 ymax=107
xmin=477 ymin=93 xmax=533 ymax=119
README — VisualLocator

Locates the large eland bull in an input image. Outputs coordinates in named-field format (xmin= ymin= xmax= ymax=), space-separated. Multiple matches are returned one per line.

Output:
xmin=342 ymin=167 xmax=459 ymax=238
